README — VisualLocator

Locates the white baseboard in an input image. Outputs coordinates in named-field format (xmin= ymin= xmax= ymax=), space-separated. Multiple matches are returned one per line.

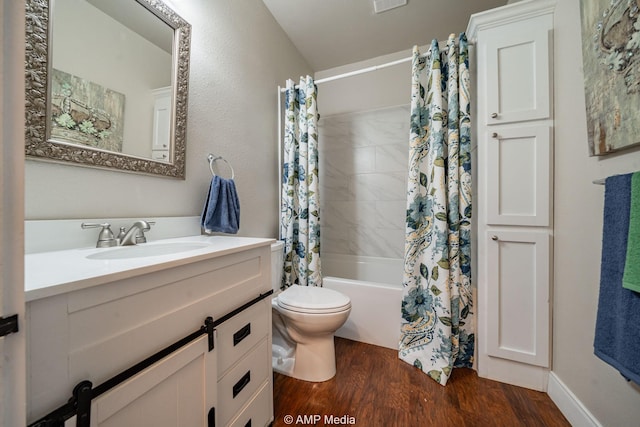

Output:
xmin=547 ymin=372 xmax=602 ymax=427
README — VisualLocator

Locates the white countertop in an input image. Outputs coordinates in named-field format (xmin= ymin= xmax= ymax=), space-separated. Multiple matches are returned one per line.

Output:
xmin=25 ymin=235 xmax=275 ymax=302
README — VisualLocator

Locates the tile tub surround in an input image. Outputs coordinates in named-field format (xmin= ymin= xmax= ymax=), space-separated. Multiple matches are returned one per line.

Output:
xmin=319 ymin=105 xmax=410 ymax=259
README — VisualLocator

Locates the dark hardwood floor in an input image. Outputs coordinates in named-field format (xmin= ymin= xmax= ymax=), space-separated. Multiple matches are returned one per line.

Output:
xmin=273 ymin=338 xmax=570 ymax=427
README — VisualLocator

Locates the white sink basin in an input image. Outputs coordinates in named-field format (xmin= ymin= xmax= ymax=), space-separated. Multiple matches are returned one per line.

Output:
xmin=86 ymin=242 xmax=210 ymax=260
xmin=26 ymin=235 xmax=275 ymax=302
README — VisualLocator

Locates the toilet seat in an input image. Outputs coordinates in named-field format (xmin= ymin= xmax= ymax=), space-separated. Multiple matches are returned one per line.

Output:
xmin=278 ymin=286 xmax=351 ymax=314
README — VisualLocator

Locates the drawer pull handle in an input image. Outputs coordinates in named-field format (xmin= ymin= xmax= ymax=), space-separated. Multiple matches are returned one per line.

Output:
xmin=491 ymin=112 xmax=498 ymax=118
xmin=233 ymin=323 xmax=252 ymax=346
xmin=233 ymin=371 xmax=251 ymax=398
xmin=491 ymin=235 xmax=499 ymax=241
xmin=492 ymin=132 xmax=498 ymax=138
xmin=244 ymin=420 xmax=252 ymax=427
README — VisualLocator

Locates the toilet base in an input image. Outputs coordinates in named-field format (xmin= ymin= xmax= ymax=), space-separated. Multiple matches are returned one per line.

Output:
xmin=292 ymin=335 xmax=337 ymax=382
xmin=271 ymin=335 xmax=338 ymax=382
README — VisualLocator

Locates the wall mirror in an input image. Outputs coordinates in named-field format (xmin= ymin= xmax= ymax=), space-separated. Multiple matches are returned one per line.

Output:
xmin=25 ymin=0 xmax=191 ymax=179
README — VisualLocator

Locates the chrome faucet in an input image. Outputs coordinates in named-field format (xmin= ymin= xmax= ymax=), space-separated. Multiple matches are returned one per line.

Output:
xmin=82 ymin=220 xmax=154 ymax=247
xmin=118 ymin=220 xmax=153 ymax=246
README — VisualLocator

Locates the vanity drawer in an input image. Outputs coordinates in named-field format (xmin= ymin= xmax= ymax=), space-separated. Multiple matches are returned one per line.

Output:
xmin=227 ymin=381 xmax=272 ymax=427
xmin=217 ymin=299 xmax=270 ymax=377
xmin=218 ymin=338 xmax=270 ymax=427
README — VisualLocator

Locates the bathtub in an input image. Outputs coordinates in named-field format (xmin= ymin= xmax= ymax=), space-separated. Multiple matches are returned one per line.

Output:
xmin=322 ymin=253 xmax=403 ymax=350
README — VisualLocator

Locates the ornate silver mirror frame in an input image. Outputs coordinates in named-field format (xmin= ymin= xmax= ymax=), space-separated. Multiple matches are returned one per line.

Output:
xmin=25 ymin=0 xmax=191 ymax=179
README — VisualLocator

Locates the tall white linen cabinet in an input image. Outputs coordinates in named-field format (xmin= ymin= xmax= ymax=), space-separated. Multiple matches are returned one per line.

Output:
xmin=467 ymin=0 xmax=555 ymax=391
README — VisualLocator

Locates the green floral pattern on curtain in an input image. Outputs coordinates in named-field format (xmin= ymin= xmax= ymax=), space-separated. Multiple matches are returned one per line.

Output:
xmin=399 ymin=34 xmax=474 ymax=386
xmin=281 ymin=77 xmax=322 ymax=288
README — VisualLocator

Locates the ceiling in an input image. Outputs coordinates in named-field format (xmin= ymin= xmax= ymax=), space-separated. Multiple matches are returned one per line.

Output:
xmin=88 ymin=0 xmax=174 ymax=53
xmin=262 ymin=0 xmax=508 ymax=71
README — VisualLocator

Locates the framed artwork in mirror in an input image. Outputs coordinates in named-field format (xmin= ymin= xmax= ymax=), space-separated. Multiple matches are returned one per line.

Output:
xmin=50 ymin=69 xmax=126 ymax=152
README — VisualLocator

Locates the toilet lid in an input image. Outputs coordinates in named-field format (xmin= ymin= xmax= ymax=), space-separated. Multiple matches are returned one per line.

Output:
xmin=278 ymin=286 xmax=351 ymax=314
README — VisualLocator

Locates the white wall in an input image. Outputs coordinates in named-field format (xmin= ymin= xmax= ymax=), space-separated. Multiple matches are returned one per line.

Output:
xmin=2 ymin=2 xmax=27 ymax=425
xmin=25 ymin=0 xmax=311 ymax=240
xmin=553 ymin=0 xmax=640 ymax=425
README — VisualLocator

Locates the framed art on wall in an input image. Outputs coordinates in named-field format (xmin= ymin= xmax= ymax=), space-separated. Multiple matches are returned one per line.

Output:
xmin=580 ymin=0 xmax=640 ymax=156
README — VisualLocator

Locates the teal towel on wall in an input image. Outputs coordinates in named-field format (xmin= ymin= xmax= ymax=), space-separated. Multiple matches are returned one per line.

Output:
xmin=623 ymin=172 xmax=640 ymax=292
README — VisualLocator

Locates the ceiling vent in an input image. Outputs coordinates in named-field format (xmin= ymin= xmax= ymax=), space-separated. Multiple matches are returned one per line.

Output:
xmin=373 ymin=0 xmax=407 ymax=14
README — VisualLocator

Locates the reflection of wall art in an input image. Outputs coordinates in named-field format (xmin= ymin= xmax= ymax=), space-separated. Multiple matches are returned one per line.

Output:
xmin=49 ymin=69 xmax=125 ymax=152
xmin=580 ymin=0 xmax=640 ymax=156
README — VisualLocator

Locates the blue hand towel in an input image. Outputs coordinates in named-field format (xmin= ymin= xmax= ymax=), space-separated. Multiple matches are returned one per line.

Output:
xmin=200 ymin=176 xmax=240 ymax=234
xmin=594 ymin=173 xmax=640 ymax=385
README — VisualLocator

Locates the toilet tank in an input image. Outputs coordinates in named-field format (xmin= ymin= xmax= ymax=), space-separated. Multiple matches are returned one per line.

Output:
xmin=270 ymin=241 xmax=284 ymax=292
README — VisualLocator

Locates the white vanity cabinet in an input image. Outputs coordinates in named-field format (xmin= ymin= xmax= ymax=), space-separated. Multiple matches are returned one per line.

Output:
xmin=26 ymin=240 xmax=274 ymax=427
xmin=467 ymin=0 xmax=555 ymax=391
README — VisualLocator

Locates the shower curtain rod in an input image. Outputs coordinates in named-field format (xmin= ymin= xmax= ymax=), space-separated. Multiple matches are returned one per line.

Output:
xmin=279 ymin=38 xmax=475 ymax=92
xmin=280 ymin=55 xmax=414 ymax=91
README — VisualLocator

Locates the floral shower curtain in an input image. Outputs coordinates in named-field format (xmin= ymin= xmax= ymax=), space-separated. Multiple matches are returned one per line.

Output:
xmin=280 ymin=77 xmax=322 ymax=289
xmin=399 ymin=34 xmax=474 ymax=386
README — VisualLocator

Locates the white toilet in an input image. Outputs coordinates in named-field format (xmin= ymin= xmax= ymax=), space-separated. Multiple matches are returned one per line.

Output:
xmin=270 ymin=242 xmax=351 ymax=382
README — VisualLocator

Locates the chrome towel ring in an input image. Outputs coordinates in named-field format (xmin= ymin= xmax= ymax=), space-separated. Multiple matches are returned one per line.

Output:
xmin=207 ymin=153 xmax=235 ymax=179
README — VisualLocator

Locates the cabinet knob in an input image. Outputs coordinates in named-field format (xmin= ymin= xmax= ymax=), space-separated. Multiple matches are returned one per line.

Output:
xmin=491 ymin=112 xmax=498 ymax=119
xmin=491 ymin=235 xmax=499 ymax=241
xmin=492 ymin=132 xmax=498 ymax=138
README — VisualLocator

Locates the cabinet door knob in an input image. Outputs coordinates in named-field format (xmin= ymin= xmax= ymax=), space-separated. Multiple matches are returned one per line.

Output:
xmin=491 ymin=112 xmax=498 ymax=119
xmin=492 ymin=132 xmax=498 ymax=138
xmin=491 ymin=235 xmax=499 ymax=241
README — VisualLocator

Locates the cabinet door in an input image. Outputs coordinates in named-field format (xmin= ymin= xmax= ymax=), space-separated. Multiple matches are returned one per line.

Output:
xmin=88 ymin=336 xmax=216 ymax=427
xmin=486 ymin=230 xmax=550 ymax=368
xmin=483 ymin=14 xmax=552 ymax=125
xmin=486 ymin=125 xmax=551 ymax=226
xmin=152 ymin=93 xmax=171 ymax=151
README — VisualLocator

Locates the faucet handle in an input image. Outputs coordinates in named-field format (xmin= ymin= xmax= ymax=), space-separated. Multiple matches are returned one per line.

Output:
xmin=81 ymin=222 xmax=110 ymax=229
xmin=135 ymin=221 xmax=156 ymax=244
xmin=81 ymin=222 xmax=118 ymax=248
